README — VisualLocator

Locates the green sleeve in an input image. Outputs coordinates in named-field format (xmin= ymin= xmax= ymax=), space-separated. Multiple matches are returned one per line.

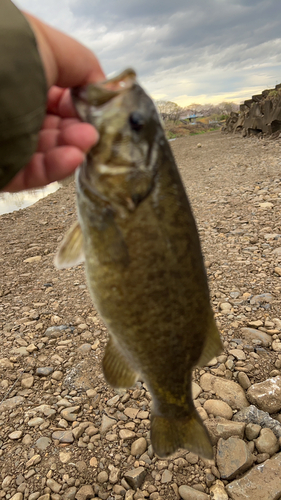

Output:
xmin=0 ymin=0 xmax=47 ymax=189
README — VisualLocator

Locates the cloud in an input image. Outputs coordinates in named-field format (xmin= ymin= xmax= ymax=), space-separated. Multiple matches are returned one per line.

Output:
xmin=14 ymin=0 xmax=281 ymax=105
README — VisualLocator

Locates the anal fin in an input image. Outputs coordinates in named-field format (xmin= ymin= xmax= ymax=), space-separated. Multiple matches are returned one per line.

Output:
xmin=151 ymin=409 xmax=213 ymax=459
xmin=102 ymin=337 xmax=138 ymax=389
xmin=54 ymin=221 xmax=84 ymax=269
xmin=197 ymin=317 xmax=223 ymax=367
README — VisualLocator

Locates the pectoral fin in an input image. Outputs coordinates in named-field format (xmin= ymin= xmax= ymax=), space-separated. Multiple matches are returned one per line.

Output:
xmin=197 ymin=317 xmax=222 ymax=367
xmin=54 ymin=221 xmax=84 ymax=269
xmin=103 ymin=337 xmax=138 ymax=388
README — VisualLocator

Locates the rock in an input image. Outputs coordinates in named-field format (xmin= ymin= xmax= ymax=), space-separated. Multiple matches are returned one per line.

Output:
xmin=255 ymin=428 xmax=279 ymax=455
xmin=245 ymin=423 xmax=261 ymax=440
xmin=21 ymin=376 xmax=34 ymax=388
xmin=209 ymin=480 xmax=228 ymax=500
xmin=247 ymin=377 xmax=281 ymax=413
xmin=178 ymin=485 xmax=209 ymax=499
xmin=108 ymin=465 xmax=120 ymax=484
xmin=131 ymin=437 xmax=147 ymax=456
xmin=10 ymin=494 xmax=23 ymax=500
xmin=97 ymin=471 xmax=108 ymax=483
xmin=52 ymin=430 xmax=74 ymax=443
xmin=12 ymin=347 xmax=29 ymax=356
xmin=205 ymin=420 xmax=245 ymax=445
xmin=192 ymin=382 xmax=202 ymax=399
xmin=216 ymin=437 xmax=253 ymax=480
xmin=124 ymin=467 xmax=147 ymax=490
xmin=46 ymin=479 xmax=61 ymax=493
xmin=24 ymin=255 xmax=41 ymax=263
xmin=229 ymin=349 xmax=246 ymax=360
xmin=240 ymin=327 xmax=271 ymax=346
xmin=75 ymin=485 xmax=95 ymax=500
xmin=237 ymin=372 xmax=251 ymax=390
xmin=59 ymin=451 xmax=72 ymax=463
xmin=250 ymin=293 xmax=273 ymax=305
xmin=124 ymin=407 xmax=139 ymax=419
xmin=226 ymin=452 xmax=281 ymax=499
xmin=161 ymin=470 xmax=172 ymax=483
xmin=119 ymin=429 xmax=136 ymax=440
xmin=35 ymin=437 xmax=51 ymax=450
xmin=36 ymin=367 xmax=54 ymax=376
xmin=0 ymin=358 xmax=13 ymax=369
xmin=234 ymin=405 xmax=281 ymax=437
xmin=51 ymin=370 xmax=63 ymax=381
xmin=28 ymin=417 xmax=44 ymax=427
xmin=0 ymin=396 xmax=25 ymax=413
xmin=45 ymin=325 xmax=68 ymax=338
xmin=100 ymin=414 xmax=116 ymax=433
xmin=203 ymin=399 xmax=233 ymax=419
xmin=26 ymin=454 xmax=41 ymax=467
xmin=62 ymin=487 xmax=77 ymax=500
xmin=200 ymin=374 xmax=249 ymax=410
xmin=8 ymin=430 xmax=23 ymax=440
xmin=61 ymin=406 xmax=80 ymax=421
xmin=77 ymin=343 xmax=92 ymax=354
xmin=272 ymin=340 xmax=281 ymax=352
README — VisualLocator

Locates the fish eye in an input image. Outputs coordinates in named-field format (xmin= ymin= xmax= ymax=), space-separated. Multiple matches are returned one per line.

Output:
xmin=129 ymin=112 xmax=145 ymax=131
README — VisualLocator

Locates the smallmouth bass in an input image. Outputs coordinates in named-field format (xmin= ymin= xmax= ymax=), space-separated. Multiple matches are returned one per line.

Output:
xmin=55 ymin=69 xmax=222 ymax=458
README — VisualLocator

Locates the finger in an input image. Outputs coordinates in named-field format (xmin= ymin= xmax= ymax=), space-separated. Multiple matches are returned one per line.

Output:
xmin=37 ymin=123 xmax=98 ymax=152
xmin=5 ymin=147 xmax=84 ymax=192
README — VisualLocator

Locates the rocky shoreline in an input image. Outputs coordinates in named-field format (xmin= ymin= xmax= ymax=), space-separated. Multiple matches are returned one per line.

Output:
xmin=1 ymin=131 xmax=281 ymax=499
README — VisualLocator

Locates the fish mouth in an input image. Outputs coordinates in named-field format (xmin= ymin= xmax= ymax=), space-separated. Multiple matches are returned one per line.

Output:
xmin=72 ymin=68 xmax=137 ymax=107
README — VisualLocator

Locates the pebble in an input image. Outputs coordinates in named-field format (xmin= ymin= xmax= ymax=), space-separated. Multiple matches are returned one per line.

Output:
xmin=97 ymin=471 xmax=108 ymax=483
xmin=46 ymin=479 xmax=61 ymax=493
xmin=161 ymin=470 xmax=172 ymax=483
xmin=21 ymin=376 xmax=34 ymax=388
xmin=36 ymin=367 xmax=54 ymax=376
xmin=255 ymin=428 xmax=279 ymax=455
xmin=52 ymin=430 xmax=74 ymax=443
xmin=178 ymin=485 xmax=209 ymax=499
xmin=59 ymin=451 xmax=72 ymax=463
xmin=8 ymin=430 xmax=23 ymax=440
xmin=119 ymin=429 xmax=136 ymax=440
xmin=229 ymin=348 xmax=246 ymax=360
xmin=75 ymin=485 xmax=95 ymax=500
xmin=209 ymin=480 xmax=228 ymax=500
xmin=245 ymin=423 xmax=261 ymax=440
xmin=131 ymin=437 xmax=147 ymax=456
xmin=61 ymin=405 xmax=80 ymax=421
xmin=237 ymin=372 xmax=251 ymax=390
xmin=124 ymin=467 xmax=146 ymax=490
xmin=100 ymin=414 xmax=116 ymax=433
xmin=28 ymin=417 xmax=44 ymax=427
xmin=200 ymin=373 xmax=249 ymax=409
xmin=35 ymin=437 xmax=51 ymax=450
xmin=203 ymin=399 xmax=233 ymax=419
xmin=0 ymin=396 xmax=24 ymax=413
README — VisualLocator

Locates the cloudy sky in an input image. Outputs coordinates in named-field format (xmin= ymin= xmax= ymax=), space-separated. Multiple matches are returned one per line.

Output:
xmin=15 ymin=0 xmax=281 ymax=106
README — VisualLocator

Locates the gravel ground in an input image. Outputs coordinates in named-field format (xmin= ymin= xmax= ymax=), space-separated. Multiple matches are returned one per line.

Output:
xmin=1 ymin=131 xmax=281 ymax=500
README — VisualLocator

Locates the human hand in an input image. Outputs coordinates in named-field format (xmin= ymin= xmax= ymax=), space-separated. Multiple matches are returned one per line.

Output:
xmin=5 ymin=13 xmax=105 ymax=192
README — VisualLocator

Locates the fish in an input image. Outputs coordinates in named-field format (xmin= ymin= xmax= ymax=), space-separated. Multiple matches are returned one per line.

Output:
xmin=55 ymin=69 xmax=222 ymax=459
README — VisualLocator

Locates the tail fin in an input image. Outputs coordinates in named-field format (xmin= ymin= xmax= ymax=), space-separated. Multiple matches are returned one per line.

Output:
xmin=150 ymin=410 xmax=213 ymax=459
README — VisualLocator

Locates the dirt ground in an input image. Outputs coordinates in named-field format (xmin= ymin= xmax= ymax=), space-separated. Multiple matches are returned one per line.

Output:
xmin=1 ymin=131 xmax=281 ymax=500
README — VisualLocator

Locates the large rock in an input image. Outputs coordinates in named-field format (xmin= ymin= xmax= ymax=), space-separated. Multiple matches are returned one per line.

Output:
xmin=226 ymin=452 xmax=281 ymax=499
xmin=247 ymin=376 xmax=281 ymax=413
xmin=200 ymin=374 xmax=249 ymax=410
xmin=233 ymin=405 xmax=281 ymax=437
xmin=240 ymin=327 xmax=271 ymax=346
xmin=216 ymin=437 xmax=253 ymax=480
xmin=205 ymin=419 xmax=245 ymax=445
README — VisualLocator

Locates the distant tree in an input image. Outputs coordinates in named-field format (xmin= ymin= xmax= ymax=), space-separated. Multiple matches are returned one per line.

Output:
xmin=155 ymin=101 xmax=182 ymax=122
